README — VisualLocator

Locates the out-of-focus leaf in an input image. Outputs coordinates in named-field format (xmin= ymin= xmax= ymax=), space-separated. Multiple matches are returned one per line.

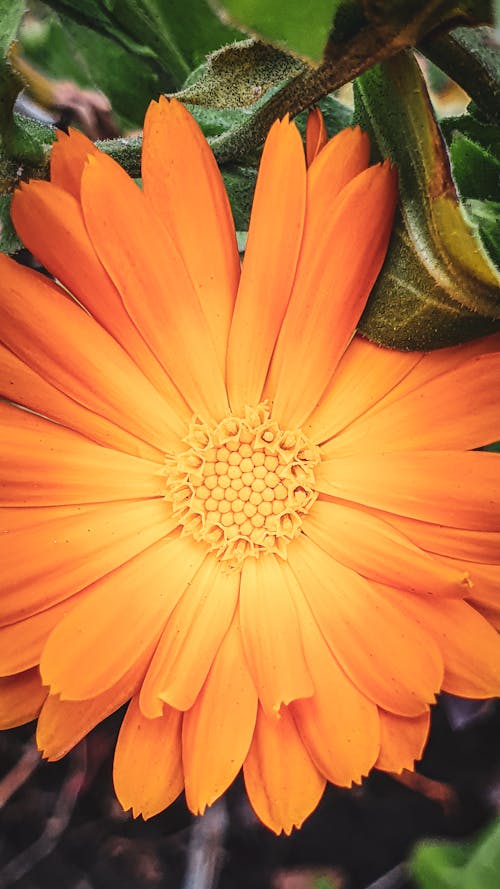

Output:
xmin=20 ymin=12 xmax=159 ymax=131
xmin=173 ymin=39 xmax=305 ymax=108
xmin=211 ymin=0 xmax=338 ymax=62
xmin=420 ymin=26 xmax=500 ymax=125
xmin=354 ymin=50 xmax=500 ymax=350
xmin=43 ymin=0 xmax=243 ymax=87
xmin=0 ymin=193 xmax=21 ymax=254
xmin=0 ymin=0 xmax=25 ymax=57
xmin=410 ymin=818 xmax=500 ymax=889
xmin=212 ymin=1 xmax=494 ymax=64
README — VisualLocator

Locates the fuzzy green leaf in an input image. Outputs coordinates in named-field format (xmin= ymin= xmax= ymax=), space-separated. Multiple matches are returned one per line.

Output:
xmin=355 ymin=50 xmax=500 ymax=350
xmin=173 ymin=39 xmax=305 ymax=109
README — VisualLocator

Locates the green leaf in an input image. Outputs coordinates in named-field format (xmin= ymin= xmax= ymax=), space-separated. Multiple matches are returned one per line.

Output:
xmin=211 ymin=0 xmax=338 ymax=62
xmin=43 ymin=0 xmax=243 ymax=88
xmin=173 ymin=39 xmax=305 ymax=108
xmin=0 ymin=0 xmax=25 ymax=57
xmin=0 ymin=193 xmax=21 ymax=254
xmin=354 ymin=50 xmax=500 ymax=350
xmin=213 ymin=1 xmax=495 ymax=64
xmin=410 ymin=818 xmax=500 ymax=889
xmin=450 ymin=133 xmax=500 ymax=202
xmin=467 ymin=198 xmax=500 ymax=264
xmin=221 ymin=165 xmax=257 ymax=230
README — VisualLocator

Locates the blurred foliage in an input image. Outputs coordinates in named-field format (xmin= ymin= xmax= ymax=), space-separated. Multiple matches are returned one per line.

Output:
xmin=410 ymin=818 xmax=500 ymax=889
xmin=212 ymin=0 xmax=495 ymax=63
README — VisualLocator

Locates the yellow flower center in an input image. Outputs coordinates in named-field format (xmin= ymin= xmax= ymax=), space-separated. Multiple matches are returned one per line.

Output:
xmin=162 ymin=404 xmax=320 ymax=567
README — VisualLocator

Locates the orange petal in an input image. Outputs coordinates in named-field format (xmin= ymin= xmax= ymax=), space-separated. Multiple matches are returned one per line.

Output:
xmin=327 ymin=352 xmax=500 ymax=454
xmin=303 ymin=500 xmax=470 ymax=597
xmin=0 ymin=344 xmax=161 ymax=461
xmin=38 ymin=652 xmax=149 ymax=761
xmin=182 ymin=614 xmax=257 ymax=815
xmin=139 ymin=554 xmax=239 ymax=715
xmin=288 ymin=535 xmax=443 ymax=715
xmin=11 ymin=181 xmax=190 ymax=426
xmin=378 ymin=511 xmax=500 ymax=563
xmin=387 ymin=588 xmax=500 ymax=699
xmin=243 ymin=704 xmax=325 ymax=835
xmin=0 ymin=499 xmax=175 ymax=626
xmin=81 ymin=151 xmax=228 ymax=422
xmin=239 ymin=554 xmax=313 ymax=716
xmin=50 ymin=127 xmax=98 ymax=198
xmin=40 ymin=537 xmax=206 ymax=700
xmin=284 ymin=564 xmax=380 ymax=785
xmin=305 ymin=336 xmax=422 ymax=446
xmin=266 ymin=160 xmax=398 ymax=428
xmin=0 ymin=403 xmax=162 ymax=506
xmin=376 ymin=709 xmax=430 ymax=773
xmin=226 ymin=116 xmax=306 ymax=413
xmin=0 ymin=587 xmax=87 ymax=675
xmin=305 ymin=107 xmax=327 ymax=166
xmin=316 ymin=450 xmax=500 ymax=531
xmin=113 ymin=695 xmax=183 ymax=819
xmin=365 ymin=332 xmax=500 ymax=416
xmin=0 ymin=668 xmax=47 ymax=729
xmin=142 ymin=97 xmax=240 ymax=370
xmin=0 ymin=254 xmax=184 ymax=452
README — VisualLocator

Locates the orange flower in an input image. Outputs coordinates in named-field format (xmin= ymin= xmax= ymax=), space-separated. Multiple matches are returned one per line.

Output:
xmin=1 ymin=98 xmax=500 ymax=835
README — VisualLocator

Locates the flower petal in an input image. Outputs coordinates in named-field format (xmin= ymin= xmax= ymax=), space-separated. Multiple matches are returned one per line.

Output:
xmin=326 ymin=352 xmax=500 ymax=454
xmin=0 ymin=588 xmax=87 ymax=675
xmin=0 ymin=344 xmax=161 ymax=460
xmin=0 ymin=404 xmax=162 ymax=506
xmin=243 ymin=704 xmax=325 ymax=835
xmin=375 ymin=709 xmax=430 ymax=773
xmin=316 ymin=451 xmax=500 ymax=531
xmin=182 ymin=614 xmax=257 ymax=815
xmin=284 ymin=564 xmax=380 ymax=785
xmin=40 ymin=537 xmax=205 ymax=700
xmin=239 ymin=554 xmax=313 ymax=716
xmin=305 ymin=107 xmax=327 ymax=166
xmin=267 ymin=161 xmax=398 ymax=427
xmin=50 ymin=127 xmax=98 ymax=198
xmin=1 ymin=499 xmax=176 ymax=626
xmin=305 ymin=336 xmax=422 ymax=445
xmin=139 ymin=553 xmax=239 ymax=715
xmin=142 ymin=98 xmax=240 ymax=369
xmin=81 ymin=152 xmax=228 ymax=421
xmin=11 ymin=182 xmax=190 ymax=424
xmin=386 ymin=588 xmax=500 ymax=698
xmin=113 ymin=695 xmax=183 ymax=819
xmin=38 ymin=652 xmax=149 ymax=761
xmin=0 ymin=254 xmax=184 ymax=452
xmin=227 ymin=116 xmax=306 ymax=413
xmin=0 ymin=668 xmax=47 ymax=729
xmin=378 ymin=511 xmax=500 ymax=563
xmin=303 ymin=500 xmax=470 ymax=596
xmin=288 ymin=535 xmax=443 ymax=715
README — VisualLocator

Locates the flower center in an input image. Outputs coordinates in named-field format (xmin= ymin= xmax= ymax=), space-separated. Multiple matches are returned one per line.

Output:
xmin=162 ymin=404 xmax=320 ymax=567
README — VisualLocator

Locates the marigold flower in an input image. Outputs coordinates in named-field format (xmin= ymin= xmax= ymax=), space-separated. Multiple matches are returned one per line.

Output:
xmin=1 ymin=98 xmax=499 ymax=835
